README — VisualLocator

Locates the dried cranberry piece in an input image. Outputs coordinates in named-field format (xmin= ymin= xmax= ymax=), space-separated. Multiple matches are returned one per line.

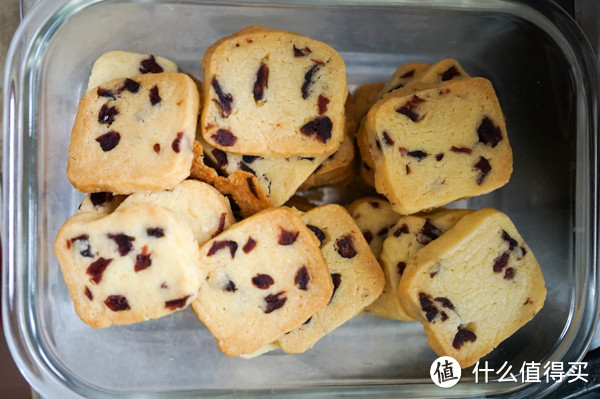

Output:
xmin=407 ymin=150 xmax=427 ymax=161
xmin=493 ymin=250 xmax=510 ymax=273
xmin=242 ymin=237 xmax=257 ymax=253
xmin=306 ymin=224 xmax=326 ymax=245
xmin=453 ymin=328 xmax=477 ymax=349
xmin=299 ymin=116 xmax=332 ymax=144
xmin=524 ymin=298 xmax=532 ymax=305
xmin=477 ymin=117 xmax=502 ymax=148
xmin=382 ymin=131 xmax=394 ymax=146
xmin=85 ymin=286 xmax=93 ymax=300
xmin=97 ymin=87 xmax=115 ymax=99
xmin=503 ymin=267 xmax=515 ymax=280
xmin=378 ymin=227 xmax=389 ymax=237
xmin=473 ymin=156 xmax=492 ymax=185
xmin=253 ymin=62 xmax=269 ymax=102
xmin=87 ymin=257 xmax=112 ymax=284
xmin=397 ymin=262 xmax=407 ymax=276
xmin=417 ymin=220 xmax=442 ymax=245
xmin=172 ymin=132 xmax=184 ymax=153
xmin=330 ymin=273 xmax=342 ymax=303
xmin=71 ymin=234 xmax=94 ymax=257
xmin=121 ymin=78 xmax=140 ymax=93
xmin=317 ymin=94 xmax=330 ymax=115
xmin=440 ymin=312 xmax=449 ymax=322
xmin=153 ymin=143 xmax=160 ymax=153
xmin=434 ymin=297 xmax=455 ymax=310
xmin=212 ymin=213 xmax=227 ymax=238
xmin=210 ymin=149 xmax=228 ymax=168
xmin=211 ymin=77 xmax=233 ymax=118
xmin=278 ymin=228 xmax=299 ymax=245
xmin=147 ymin=227 xmax=164 ymax=238
xmin=98 ymin=104 xmax=119 ymax=125
xmin=224 ymin=280 xmax=237 ymax=292
xmin=362 ymin=230 xmax=373 ymax=244
xmin=135 ymin=253 xmax=152 ymax=272
xmin=264 ymin=291 xmax=287 ymax=313
xmin=165 ymin=295 xmax=190 ymax=310
xmin=107 ymin=233 xmax=135 ymax=256
xmin=295 ymin=266 xmax=310 ymax=290
xmin=207 ymin=240 xmax=238 ymax=258
xmin=95 ymin=131 xmax=121 ymax=152
xmin=139 ymin=55 xmax=164 ymax=74
xmin=252 ymin=274 xmax=274 ymax=289
xmin=160 ymin=282 xmax=168 ymax=289
xmin=211 ymin=129 xmax=237 ymax=147
xmin=406 ymin=165 xmax=411 ymax=175
xmin=302 ymin=65 xmax=320 ymax=99
xmin=396 ymin=95 xmax=425 ymax=122
xmin=419 ymin=292 xmax=438 ymax=322
xmin=501 ymin=230 xmax=518 ymax=251
xmin=149 ymin=85 xmax=161 ymax=105
xmin=520 ymin=246 xmax=527 ymax=256
xmin=450 ymin=146 xmax=472 ymax=154
xmin=246 ymin=177 xmax=259 ymax=198
xmin=400 ymin=69 xmax=415 ymax=78
xmin=435 ymin=153 xmax=444 ymax=161
xmin=90 ymin=192 xmax=113 ymax=207
xmin=104 ymin=295 xmax=130 ymax=311
xmin=440 ymin=66 xmax=460 ymax=81
xmin=335 ymin=234 xmax=357 ymax=259
xmin=394 ymin=224 xmax=410 ymax=237
xmin=293 ymin=45 xmax=312 ymax=57
xmin=239 ymin=162 xmax=256 ymax=175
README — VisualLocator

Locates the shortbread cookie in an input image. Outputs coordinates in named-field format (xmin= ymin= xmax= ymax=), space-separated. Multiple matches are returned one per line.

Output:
xmin=54 ymin=203 xmax=202 ymax=328
xmin=191 ymin=207 xmax=333 ymax=357
xmin=275 ymin=205 xmax=384 ymax=353
xmin=68 ymin=72 xmax=200 ymax=194
xmin=116 ymin=180 xmax=234 ymax=244
xmin=348 ymin=82 xmax=385 ymax=130
xmin=366 ymin=77 xmax=512 ymax=214
xmin=201 ymin=25 xmax=347 ymax=157
xmin=87 ymin=51 xmax=179 ymax=92
xmin=78 ymin=192 xmax=127 ymax=215
xmin=370 ymin=209 xmax=473 ymax=320
xmin=346 ymin=197 xmax=401 ymax=258
xmin=398 ymin=208 xmax=546 ymax=368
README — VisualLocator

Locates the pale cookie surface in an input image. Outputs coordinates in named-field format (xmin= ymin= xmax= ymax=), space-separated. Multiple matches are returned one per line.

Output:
xmin=191 ymin=207 xmax=333 ymax=357
xmin=275 ymin=205 xmax=384 ymax=353
xmin=68 ymin=72 xmax=199 ymax=194
xmin=87 ymin=51 xmax=179 ymax=92
xmin=116 ymin=180 xmax=234 ymax=244
xmin=201 ymin=25 xmax=347 ymax=157
xmin=54 ymin=203 xmax=202 ymax=328
xmin=398 ymin=208 xmax=546 ymax=368
xmin=370 ymin=209 xmax=473 ymax=320
xmin=367 ymin=77 xmax=512 ymax=214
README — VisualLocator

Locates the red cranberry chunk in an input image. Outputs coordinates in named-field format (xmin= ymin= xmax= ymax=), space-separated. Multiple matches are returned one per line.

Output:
xmin=95 ymin=131 xmax=121 ymax=152
xmin=295 ymin=266 xmax=310 ymax=290
xmin=97 ymin=87 xmax=115 ymax=99
xmin=104 ymin=295 xmax=130 ymax=311
xmin=317 ymin=95 xmax=330 ymax=115
xmin=147 ymin=227 xmax=164 ymax=238
xmin=453 ymin=328 xmax=477 ymax=349
xmin=107 ymin=233 xmax=135 ymax=256
xmin=149 ymin=85 xmax=161 ymax=106
xmin=87 ymin=257 xmax=112 ymax=284
xmin=90 ymin=192 xmax=113 ymax=207
xmin=246 ymin=177 xmax=259 ymax=198
xmin=440 ymin=311 xmax=449 ymax=322
xmin=501 ymin=230 xmax=518 ymax=251
xmin=172 ymin=132 xmax=184 ymax=153
xmin=306 ymin=224 xmax=326 ymax=245
xmin=165 ymin=295 xmax=191 ymax=310
xmin=134 ymin=253 xmax=152 ymax=272
xmin=493 ymin=250 xmax=510 ymax=273
xmin=242 ymin=237 xmax=257 ymax=253
xmin=440 ymin=66 xmax=461 ymax=81
xmin=450 ymin=146 xmax=472 ymax=154
xmin=520 ymin=246 xmax=527 ymax=256
xmin=301 ymin=65 xmax=320 ymax=99
xmin=362 ymin=230 xmax=374 ymax=244
xmin=382 ymin=131 xmax=394 ymax=146
xmin=417 ymin=220 xmax=442 ymax=245
xmin=212 ymin=129 xmax=237 ymax=147
xmin=253 ymin=62 xmax=269 ymax=102
xmin=212 ymin=213 xmax=227 ymax=238
xmin=98 ymin=104 xmax=119 ymax=125
xmin=264 ymin=291 xmax=287 ymax=313
xmin=207 ymin=240 xmax=238 ymax=258
xmin=434 ymin=297 xmax=455 ymax=310
xmin=153 ymin=143 xmax=160 ymax=153
xmin=473 ymin=156 xmax=492 ymax=185
xmin=418 ymin=292 xmax=438 ymax=322
xmin=435 ymin=153 xmax=444 ymax=161
xmin=139 ymin=55 xmax=164 ymax=74
xmin=224 ymin=279 xmax=237 ymax=292
xmin=293 ymin=45 xmax=312 ymax=57
xmin=71 ymin=234 xmax=93 ymax=257
xmin=503 ymin=267 xmax=516 ymax=280
xmin=330 ymin=273 xmax=342 ymax=303
xmin=335 ymin=234 xmax=357 ymax=259
xmin=211 ymin=77 xmax=233 ymax=118
xmin=394 ymin=223 xmax=410 ymax=237
xmin=299 ymin=116 xmax=332 ymax=144
xmin=407 ymin=150 xmax=427 ymax=161
xmin=84 ymin=286 xmax=93 ymax=300
xmin=406 ymin=165 xmax=411 ymax=175
xmin=397 ymin=262 xmax=407 ymax=276
xmin=252 ymin=274 xmax=274 ymax=289
xmin=396 ymin=95 xmax=425 ymax=122
xmin=120 ymin=78 xmax=140 ymax=93
xmin=278 ymin=228 xmax=299 ymax=245
xmin=477 ymin=117 xmax=503 ymax=148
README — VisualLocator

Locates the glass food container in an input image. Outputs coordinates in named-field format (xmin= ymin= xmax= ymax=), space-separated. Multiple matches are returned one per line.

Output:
xmin=3 ymin=0 xmax=599 ymax=397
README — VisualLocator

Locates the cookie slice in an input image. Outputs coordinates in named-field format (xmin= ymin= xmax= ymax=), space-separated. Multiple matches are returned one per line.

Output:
xmin=191 ymin=207 xmax=333 ymax=357
xmin=275 ymin=205 xmax=384 ymax=353
xmin=370 ymin=209 xmax=473 ymax=320
xmin=398 ymin=208 xmax=546 ymax=368
xmin=366 ymin=77 xmax=512 ymax=214
xmin=116 ymin=180 xmax=234 ymax=244
xmin=87 ymin=51 xmax=179 ymax=92
xmin=54 ymin=203 xmax=202 ymax=328
xmin=201 ymin=25 xmax=347 ymax=157
xmin=68 ymin=72 xmax=200 ymax=194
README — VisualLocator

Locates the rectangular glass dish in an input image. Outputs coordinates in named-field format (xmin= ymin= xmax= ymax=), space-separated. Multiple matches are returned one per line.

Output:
xmin=3 ymin=0 xmax=599 ymax=397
